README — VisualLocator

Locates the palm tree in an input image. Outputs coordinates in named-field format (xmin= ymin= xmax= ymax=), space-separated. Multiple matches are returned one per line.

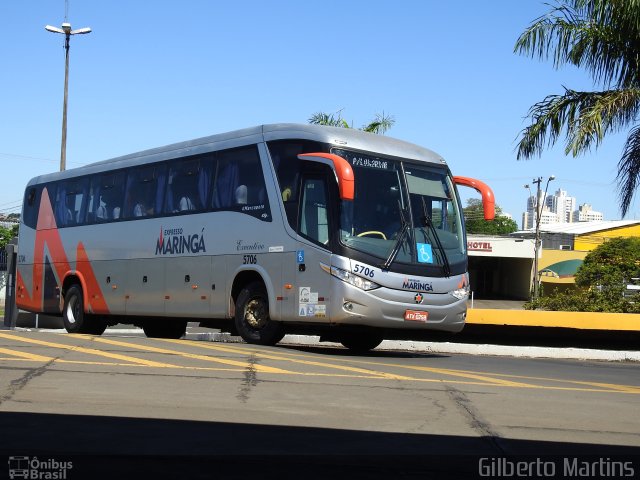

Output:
xmin=309 ymin=110 xmax=395 ymax=135
xmin=514 ymin=0 xmax=640 ymax=216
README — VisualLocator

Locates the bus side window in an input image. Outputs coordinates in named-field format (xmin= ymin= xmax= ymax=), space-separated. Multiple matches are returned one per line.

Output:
xmin=54 ymin=185 xmax=68 ymax=227
xmin=267 ymin=140 xmax=326 ymax=229
xmin=85 ymin=175 xmax=100 ymax=223
xmin=98 ymin=172 xmax=126 ymax=221
xmin=22 ymin=186 xmax=41 ymax=229
xmin=124 ymin=165 xmax=165 ymax=218
xmin=55 ymin=178 xmax=88 ymax=227
xmin=165 ymin=157 xmax=210 ymax=214
xmin=212 ymin=146 xmax=271 ymax=221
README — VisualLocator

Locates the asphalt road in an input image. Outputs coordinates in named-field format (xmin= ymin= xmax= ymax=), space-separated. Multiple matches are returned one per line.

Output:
xmin=0 ymin=330 xmax=638 ymax=479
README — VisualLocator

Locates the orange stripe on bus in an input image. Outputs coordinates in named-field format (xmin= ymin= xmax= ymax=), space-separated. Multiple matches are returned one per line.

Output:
xmin=76 ymin=242 xmax=110 ymax=314
xmin=16 ymin=187 xmax=109 ymax=316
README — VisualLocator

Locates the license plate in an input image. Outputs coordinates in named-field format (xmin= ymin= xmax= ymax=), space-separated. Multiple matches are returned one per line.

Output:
xmin=404 ymin=310 xmax=429 ymax=322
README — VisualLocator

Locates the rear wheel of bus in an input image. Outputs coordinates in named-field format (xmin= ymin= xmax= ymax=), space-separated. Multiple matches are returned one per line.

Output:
xmin=62 ymin=284 xmax=107 ymax=335
xmin=235 ymin=281 xmax=285 ymax=346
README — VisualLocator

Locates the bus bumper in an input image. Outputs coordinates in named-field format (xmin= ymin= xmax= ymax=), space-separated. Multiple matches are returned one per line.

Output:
xmin=329 ymin=283 xmax=467 ymax=333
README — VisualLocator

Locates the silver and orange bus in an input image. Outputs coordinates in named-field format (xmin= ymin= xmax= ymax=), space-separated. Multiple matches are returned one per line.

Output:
xmin=16 ymin=124 xmax=494 ymax=351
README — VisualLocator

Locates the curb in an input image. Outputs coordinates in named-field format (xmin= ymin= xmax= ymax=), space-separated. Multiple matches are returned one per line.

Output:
xmin=188 ymin=332 xmax=640 ymax=362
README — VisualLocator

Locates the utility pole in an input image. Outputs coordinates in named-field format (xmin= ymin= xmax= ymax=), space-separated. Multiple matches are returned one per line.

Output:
xmin=529 ymin=175 xmax=555 ymax=300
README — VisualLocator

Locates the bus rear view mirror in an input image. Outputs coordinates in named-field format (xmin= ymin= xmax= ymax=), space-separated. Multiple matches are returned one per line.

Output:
xmin=297 ymin=153 xmax=354 ymax=201
xmin=453 ymin=176 xmax=495 ymax=220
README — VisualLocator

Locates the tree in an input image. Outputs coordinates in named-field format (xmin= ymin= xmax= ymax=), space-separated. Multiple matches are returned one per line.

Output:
xmin=574 ymin=236 xmax=640 ymax=287
xmin=0 ymin=225 xmax=17 ymax=250
xmin=525 ymin=237 xmax=640 ymax=312
xmin=0 ymin=224 xmax=17 ymax=294
xmin=463 ymin=199 xmax=518 ymax=234
xmin=309 ymin=110 xmax=395 ymax=135
xmin=514 ymin=0 xmax=640 ymax=216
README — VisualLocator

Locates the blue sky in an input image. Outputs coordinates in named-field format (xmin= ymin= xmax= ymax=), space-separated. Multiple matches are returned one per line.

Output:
xmin=0 ymin=1 xmax=634 ymax=223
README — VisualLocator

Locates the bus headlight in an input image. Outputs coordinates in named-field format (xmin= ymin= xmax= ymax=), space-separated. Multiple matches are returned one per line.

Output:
xmin=331 ymin=266 xmax=380 ymax=291
xmin=449 ymin=284 xmax=470 ymax=300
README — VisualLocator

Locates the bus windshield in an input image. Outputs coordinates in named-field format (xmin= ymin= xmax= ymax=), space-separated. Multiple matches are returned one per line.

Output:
xmin=334 ymin=149 xmax=465 ymax=270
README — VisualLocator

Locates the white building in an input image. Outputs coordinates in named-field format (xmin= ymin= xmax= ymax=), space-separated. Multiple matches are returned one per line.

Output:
xmin=522 ymin=190 xmax=559 ymax=230
xmin=572 ymin=203 xmax=604 ymax=222
xmin=546 ymin=189 xmax=576 ymax=223
xmin=522 ymin=187 xmax=605 ymax=229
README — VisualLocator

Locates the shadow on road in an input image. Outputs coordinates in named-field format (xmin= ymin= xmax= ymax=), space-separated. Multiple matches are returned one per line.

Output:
xmin=457 ymin=324 xmax=640 ymax=351
xmin=278 ymin=344 xmax=450 ymax=358
xmin=1 ymin=412 xmax=638 ymax=479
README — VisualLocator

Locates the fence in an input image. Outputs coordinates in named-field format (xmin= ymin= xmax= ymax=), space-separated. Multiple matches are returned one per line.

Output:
xmin=0 ymin=249 xmax=6 ymax=272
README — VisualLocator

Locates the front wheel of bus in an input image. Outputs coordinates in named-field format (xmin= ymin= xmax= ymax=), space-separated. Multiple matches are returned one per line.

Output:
xmin=63 ymin=284 xmax=107 ymax=335
xmin=235 ymin=282 xmax=285 ymax=346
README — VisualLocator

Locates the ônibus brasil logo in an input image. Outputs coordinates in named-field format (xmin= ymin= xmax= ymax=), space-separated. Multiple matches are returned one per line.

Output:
xmin=155 ymin=227 xmax=206 ymax=255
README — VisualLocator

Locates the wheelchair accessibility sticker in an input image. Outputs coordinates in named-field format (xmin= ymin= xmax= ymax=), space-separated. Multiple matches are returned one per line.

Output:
xmin=417 ymin=243 xmax=433 ymax=263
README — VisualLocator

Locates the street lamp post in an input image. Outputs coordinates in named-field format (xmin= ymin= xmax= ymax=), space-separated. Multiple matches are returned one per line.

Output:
xmin=45 ymin=22 xmax=91 ymax=171
xmin=525 ymin=175 xmax=555 ymax=300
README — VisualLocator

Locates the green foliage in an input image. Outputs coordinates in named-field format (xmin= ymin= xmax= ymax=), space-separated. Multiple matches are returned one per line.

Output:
xmin=515 ymin=0 xmax=640 ymax=216
xmin=308 ymin=111 xmax=350 ymax=129
xmin=463 ymin=199 xmax=518 ymax=234
xmin=524 ymin=285 xmax=640 ymax=313
xmin=309 ymin=110 xmax=395 ymax=135
xmin=0 ymin=226 xmax=16 ymax=250
xmin=575 ymin=236 xmax=640 ymax=287
xmin=525 ymin=237 xmax=640 ymax=312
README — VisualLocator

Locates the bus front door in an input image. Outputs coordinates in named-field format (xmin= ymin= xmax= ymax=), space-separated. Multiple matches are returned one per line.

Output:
xmin=295 ymin=175 xmax=331 ymax=322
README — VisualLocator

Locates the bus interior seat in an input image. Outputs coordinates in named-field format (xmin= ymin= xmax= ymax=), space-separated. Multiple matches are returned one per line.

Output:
xmin=178 ymin=195 xmax=195 ymax=211
xmin=235 ymin=185 xmax=247 ymax=205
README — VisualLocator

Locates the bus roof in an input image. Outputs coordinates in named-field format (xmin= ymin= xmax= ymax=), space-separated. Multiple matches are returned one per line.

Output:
xmin=25 ymin=123 xmax=446 ymax=187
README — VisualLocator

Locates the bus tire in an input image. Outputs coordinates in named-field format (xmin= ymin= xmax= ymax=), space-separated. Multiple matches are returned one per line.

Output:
xmin=340 ymin=332 xmax=383 ymax=352
xmin=142 ymin=319 xmax=187 ymax=339
xmin=235 ymin=281 xmax=284 ymax=346
xmin=62 ymin=284 xmax=107 ymax=335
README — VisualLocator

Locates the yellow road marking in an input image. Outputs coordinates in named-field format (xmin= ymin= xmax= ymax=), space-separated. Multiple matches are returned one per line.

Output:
xmin=89 ymin=336 xmax=294 ymax=374
xmin=161 ymin=340 xmax=427 ymax=381
xmin=380 ymin=364 xmax=533 ymax=388
xmin=172 ymin=341 xmax=526 ymax=385
xmin=173 ymin=341 xmax=640 ymax=393
xmin=0 ymin=346 xmax=54 ymax=362
xmin=565 ymin=381 xmax=640 ymax=394
xmin=0 ymin=332 xmax=180 ymax=368
xmin=0 ymin=333 xmax=637 ymax=394
xmin=418 ymin=367 xmax=640 ymax=394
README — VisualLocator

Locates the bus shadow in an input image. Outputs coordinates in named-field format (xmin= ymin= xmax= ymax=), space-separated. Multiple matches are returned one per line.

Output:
xmin=277 ymin=343 xmax=449 ymax=359
xmin=1 ymin=411 xmax=638 ymax=479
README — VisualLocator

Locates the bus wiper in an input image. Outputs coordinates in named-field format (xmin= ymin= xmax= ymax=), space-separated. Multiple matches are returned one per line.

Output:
xmin=421 ymin=197 xmax=451 ymax=277
xmin=381 ymin=201 xmax=410 ymax=271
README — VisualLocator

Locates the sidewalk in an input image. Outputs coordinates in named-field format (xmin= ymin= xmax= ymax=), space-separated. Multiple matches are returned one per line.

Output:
xmin=467 ymin=299 xmax=526 ymax=310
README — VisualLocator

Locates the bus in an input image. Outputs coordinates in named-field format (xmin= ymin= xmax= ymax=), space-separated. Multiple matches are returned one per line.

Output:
xmin=16 ymin=124 xmax=494 ymax=351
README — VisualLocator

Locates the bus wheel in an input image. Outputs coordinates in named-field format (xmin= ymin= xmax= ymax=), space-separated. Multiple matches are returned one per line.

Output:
xmin=142 ymin=319 xmax=187 ymax=339
xmin=339 ymin=333 xmax=383 ymax=353
xmin=62 ymin=284 xmax=107 ymax=335
xmin=235 ymin=281 xmax=284 ymax=346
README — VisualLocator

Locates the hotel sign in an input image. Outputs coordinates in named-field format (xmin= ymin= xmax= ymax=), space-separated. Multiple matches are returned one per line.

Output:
xmin=467 ymin=241 xmax=493 ymax=252
xmin=467 ymin=236 xmax=536 ymax=258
